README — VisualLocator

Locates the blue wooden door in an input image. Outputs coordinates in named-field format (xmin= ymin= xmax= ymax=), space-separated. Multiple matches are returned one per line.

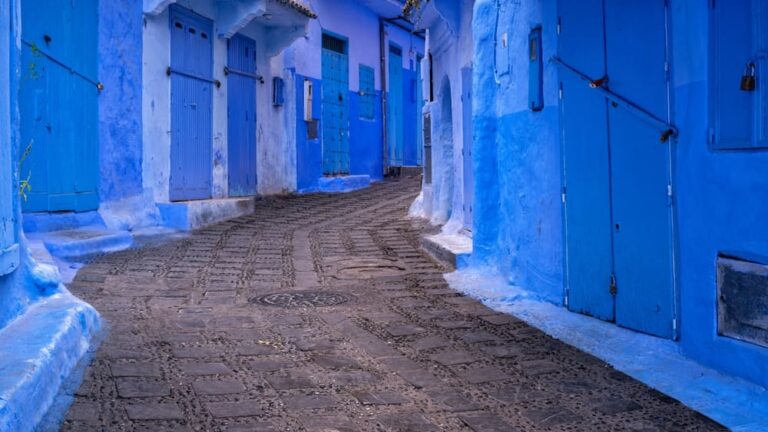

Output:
xmin=20 ymin=0 xmax=99 ymax=212
xmin=559 ymin=0 xmax=675 ymax=338
xmin=169 ymin=6 xmax=213 ymax=201
xmin=321 ymin=34 xmax=349 ymax=175
xmin=227 ymin=34 xmax=257 ymax=197
xmin=605 ymin=0 xmax=675 ymax=338
xmin=461 ymin=65 xmax=474 ymax=231
xmin=388 ymin=45 xmax=404 ymax=167
xmin=559 ymin=0 xmax=615 ymax=322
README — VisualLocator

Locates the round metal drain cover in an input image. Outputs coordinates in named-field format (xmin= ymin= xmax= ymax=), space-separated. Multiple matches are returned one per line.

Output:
xmin=250 ymin=291 xmax=353 ymax=308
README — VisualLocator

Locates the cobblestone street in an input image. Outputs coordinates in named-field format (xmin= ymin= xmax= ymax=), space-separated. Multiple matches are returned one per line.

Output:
xmin=62 ymin=177 xmax=724 ymax=431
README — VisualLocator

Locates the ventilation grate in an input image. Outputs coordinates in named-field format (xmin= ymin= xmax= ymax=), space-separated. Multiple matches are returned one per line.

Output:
xmin=717 ymin=255 xmax=768 ymax=348
xmin=322 ymin=34 xmax=346 ymax=54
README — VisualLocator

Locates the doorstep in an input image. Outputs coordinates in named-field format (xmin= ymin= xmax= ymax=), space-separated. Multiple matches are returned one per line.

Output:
xmin=421 ymin=231 xmax=473 ymax=269
xmin=317 ymin=175 xmax=371 ymax=193
xmin=157 ymin=197 xmax=255 ymax=231
xmin=27 ymin=226 xmax=134 ymax=260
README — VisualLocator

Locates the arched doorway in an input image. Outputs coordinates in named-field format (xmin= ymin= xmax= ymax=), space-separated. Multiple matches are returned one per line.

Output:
xmin=433 ymin=76 xmax=454 ymax=223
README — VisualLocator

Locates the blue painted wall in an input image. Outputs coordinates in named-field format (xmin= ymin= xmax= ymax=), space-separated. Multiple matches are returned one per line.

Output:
xmin=98 ymin=0 xmax=143 ymax=202
xmin=670 ymin=1 xmax=768 ymax=387
xmin=296 ymin=75 xmax=385 ymax=190
xmin=350 ymin=90 xmax=383 ymax=180
xmin=469 ymin=0 xmax=563 ymax=304
xmin=469 ymin=0 xmax=768 ymax=388
xmin=0 ymin=0 xmax=27 ymax=330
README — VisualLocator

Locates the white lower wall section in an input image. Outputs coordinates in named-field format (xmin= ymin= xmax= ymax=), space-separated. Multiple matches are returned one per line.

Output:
xmin=142 ymin=1 xmax=303 ymax=201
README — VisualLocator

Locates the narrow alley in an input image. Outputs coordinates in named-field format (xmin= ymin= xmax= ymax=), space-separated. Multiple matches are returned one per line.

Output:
xmin=2 ymin=1 xmax=768 ymax=430
xmin=61 ymin=177 xmax=722 ymax=432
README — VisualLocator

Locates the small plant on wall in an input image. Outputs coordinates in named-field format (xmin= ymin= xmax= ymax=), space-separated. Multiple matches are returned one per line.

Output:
xmin=18 ymin=44 xmax=42 ymax=201
xmin=403 ymin=0 xmax=428 ymax=24
xmin=18 ymin=141 xmax=32 ymax=202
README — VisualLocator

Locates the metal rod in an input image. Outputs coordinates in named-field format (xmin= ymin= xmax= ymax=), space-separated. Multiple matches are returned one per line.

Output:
xmin=167 ymin=66 xmax=221 ymax=88
xmin=21 ymin=39 xmax=103 ymax=91
xmin=551 ymin=56 xmax=677 ymax=140
xmin=223 ymin=66 xmax=264 ymax=83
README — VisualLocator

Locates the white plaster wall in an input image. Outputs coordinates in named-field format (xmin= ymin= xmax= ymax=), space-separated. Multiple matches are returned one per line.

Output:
xmin=143 ymin=7 xmax=172 ymax=203
xmin=143 ymin=0 xmax=232 ymax=202
xmin=240 ymin=22 xmax=297 ymax=195
xmin=143 ymin=0 xmax=304 ymax=200
xmin=422 ymin=0 xmax=474 ymax=233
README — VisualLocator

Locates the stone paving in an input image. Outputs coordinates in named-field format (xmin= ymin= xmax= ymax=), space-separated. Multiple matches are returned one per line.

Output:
xmin=62 ymin=177 xmax=725 ymax=431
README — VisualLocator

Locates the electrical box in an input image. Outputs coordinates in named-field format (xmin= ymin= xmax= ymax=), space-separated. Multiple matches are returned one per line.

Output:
xmin=273 ymin=77 xmax=285 ymax=107
xmin=529 ymin=26 xmax=544 ymax=111
xmin=303 ymin=79 xmax=313 ymax=121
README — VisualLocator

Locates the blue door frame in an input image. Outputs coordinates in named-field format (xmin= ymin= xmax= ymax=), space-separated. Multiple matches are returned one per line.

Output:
xmin=461 ymin=65 xmax=474 ymax=231
xmin=388 ymin=44 xmax=404 ymax=167
xmin=559 ymin=0 xmax=677 ymax=339
xmin=416 ymin=55 xmax=424 ymax=166
xmin=169 ymin=5 xmax=213 ymax=201
xmin=1 ymin=0 xmax=20 ymax=277
xmin=19 ymin=0 xmax=99 ymax=212
xmin=227 ymin=34 xmax=257 ymax=197
xmin=321 ymin=32 xmax=350 ymax=175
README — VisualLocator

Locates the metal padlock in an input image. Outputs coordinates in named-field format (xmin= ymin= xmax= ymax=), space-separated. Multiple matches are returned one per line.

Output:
xmin=741 ymin=62 xmax=757 ymax=92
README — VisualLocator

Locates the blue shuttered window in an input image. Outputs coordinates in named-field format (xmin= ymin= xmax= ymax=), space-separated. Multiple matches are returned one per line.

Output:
xmin=711 ymin=0 xmax=768 ymax=149
xmin=359 ymin=65 xmax=375 ymax=120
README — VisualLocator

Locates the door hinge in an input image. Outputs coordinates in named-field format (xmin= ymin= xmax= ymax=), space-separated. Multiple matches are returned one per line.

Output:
xmin=672 ymin=317 xmax=678 ymax=333
xmin=557 ymin=17 xmax=561 ymax=35
xmin=667 ymin=184 xmax=673 ymax=205
xmin=708 ymin=128 xmax=716 ymax=146
xmin=559 ymin=83 xmax=563 ymax=100
xmin=609 ymin=274 xmax=617 ymax=296
xmin=561 ymin=186 xmax=567 ymax=204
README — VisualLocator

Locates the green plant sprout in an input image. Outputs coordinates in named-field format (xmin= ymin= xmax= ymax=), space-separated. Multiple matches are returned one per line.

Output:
xmin=18 ymin=141 xmax=32 ymax=201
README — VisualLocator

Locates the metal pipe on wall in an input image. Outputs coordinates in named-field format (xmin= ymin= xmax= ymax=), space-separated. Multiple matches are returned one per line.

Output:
xmin=379 ymin=17 xmax=389 ymax=176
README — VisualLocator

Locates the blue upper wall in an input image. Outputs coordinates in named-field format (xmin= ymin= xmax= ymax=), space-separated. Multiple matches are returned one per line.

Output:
xmin=470 ymin=0 xmax=563 ymax=303
xmin=98 ymin=0 xmax=144 ymax=202
xmin=670 ymin=1 xmax=768 ymax=387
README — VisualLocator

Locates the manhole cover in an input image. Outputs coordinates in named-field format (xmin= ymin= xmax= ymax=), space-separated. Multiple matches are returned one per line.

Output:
xmin=330 ymin=257 xmax=407 ymax=279
xmin=250 ymin=291 xmax=353 ymax=308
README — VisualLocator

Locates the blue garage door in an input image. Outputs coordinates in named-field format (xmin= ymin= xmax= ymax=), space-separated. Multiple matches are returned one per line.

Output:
xmin=19 ymin=0 xmax=99 ymax=212
xmin=387 ymin=45 xmax=404 ymax=167
xmin=559 ymin=0 xmax=676 ymax=339
xmin=169 ymin=5 xmax=213 ymax=201
xmin=321 ymin=33 xmax=350 ymax=175
xmin=227 ymin=34 xmax=257 ymax=197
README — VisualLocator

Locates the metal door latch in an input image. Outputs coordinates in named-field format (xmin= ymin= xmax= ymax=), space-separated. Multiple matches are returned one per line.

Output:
xmin=589 ymin=76 xmax=609 ymax=89
xmin=659 ymin=128 xmax=676 ymax=143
